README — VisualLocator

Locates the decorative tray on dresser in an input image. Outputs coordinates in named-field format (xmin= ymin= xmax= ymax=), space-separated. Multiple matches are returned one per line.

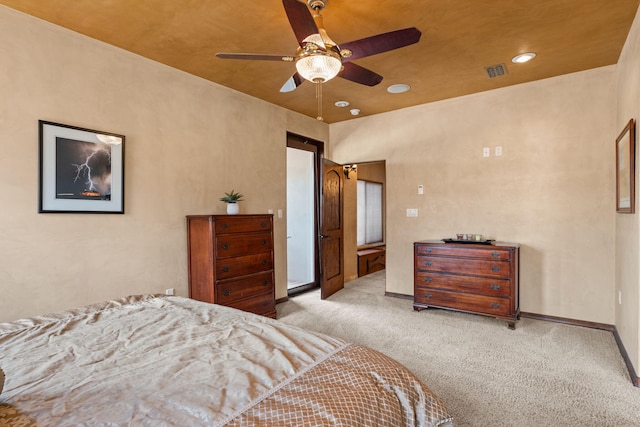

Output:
xmin=413 ymin=239 xmax=520 ymax=329
xmin=186 ymin=214 xmax=276 ymax=318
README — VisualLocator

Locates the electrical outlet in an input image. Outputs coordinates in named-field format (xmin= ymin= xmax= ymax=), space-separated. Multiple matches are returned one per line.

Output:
xmin=406 ymin=208 xmax=419 ymax=217
xmin=165 ymin=288 xmax=175 ymax=296
xmin=495 ymin=146 xmax=503 ymax=156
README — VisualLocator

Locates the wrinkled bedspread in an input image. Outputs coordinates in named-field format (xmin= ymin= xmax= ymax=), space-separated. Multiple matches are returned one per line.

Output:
xmin=0 ymin=295 xmax=452 ymax=426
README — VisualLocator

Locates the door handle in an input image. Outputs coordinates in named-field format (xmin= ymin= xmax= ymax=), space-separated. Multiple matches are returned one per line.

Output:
xmin=319 ymin=234 xmax=329 ymax=239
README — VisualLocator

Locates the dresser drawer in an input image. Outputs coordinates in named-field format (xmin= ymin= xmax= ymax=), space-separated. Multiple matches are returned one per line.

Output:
xmin=216 ymin=252 xmax=273 ymax=280
xmin=415 ymin=272 xmax=510 ymax=297
xmin=215 ymin=216 xmax=272 ymax=234
xmin=226 ymin=293 xmax=276 ymax=316
xmin=415 ymin=244 xmax=511 ymax=261
xmin=416 ymin=256 xmax=510 ymax=278
xmin=216 ymin=271 xmax=273 ymax=304
xmin=415 ymin=287 xmax=512 ymax=316
xmin=216 ymin=232 xmax=272 ymax=259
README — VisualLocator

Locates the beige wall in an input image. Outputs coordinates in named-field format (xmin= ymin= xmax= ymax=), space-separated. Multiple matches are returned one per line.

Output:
xmin=0 ymin=6 xmax=328 ymax=322
xmin=616 ymin=5 xmax=640 ymax=373
xmin=331 ymin=66 xmax=617 ymax=326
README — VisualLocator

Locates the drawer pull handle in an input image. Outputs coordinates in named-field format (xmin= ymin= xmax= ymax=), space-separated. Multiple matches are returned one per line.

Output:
xmin=223 ymin=290 xmax=231 ymax=296
xmin=262 ymin=301 xmax=269 ymax=306
xmin=424 ymin=293 xmax=432 ymax=299
xmin=491 ymin=303 xmax=501 ymax=309
xmin=221 ymin=224 xmax=229 ymax=230
xmin=491 ymin=251 xmax=500 ymax=258
xmin=262 ymin=260 xmax=268 ymax=265
xmin=491 ymin=284 xmax=501 ymax=290
xmin=260 ymin=222 xmax=267 ymax=228
xmin=222 ymin=243 xmax=230 ymax=250
xmin=491 ymin=266 xmax=501 ymax=272
xmin=263 ymin=280 xmax=269 ymax=286
xmin=424 ymin=261 xmax=432 ymax=267
xmin=261 ymin=240 xmax=267 ymax=245
xmin=222 ymin=266 xmax=230 ymax=272
xmin=425 ymin=248 xmax=432 ymax=253
xmin=424 ymin=277 xmax=432 ymax=283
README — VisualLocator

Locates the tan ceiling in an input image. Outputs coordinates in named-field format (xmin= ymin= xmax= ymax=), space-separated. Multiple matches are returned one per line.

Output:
xmin=1 ymin=0 xmax=638 ymax=123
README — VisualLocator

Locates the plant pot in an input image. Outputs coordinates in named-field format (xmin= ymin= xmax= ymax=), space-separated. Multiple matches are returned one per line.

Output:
xmin=226 ymin=203 xmax=239 ymax=215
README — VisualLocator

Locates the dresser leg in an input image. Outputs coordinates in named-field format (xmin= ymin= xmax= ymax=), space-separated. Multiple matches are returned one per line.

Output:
xmin=507 ymin=321 xmax=516 ymax=330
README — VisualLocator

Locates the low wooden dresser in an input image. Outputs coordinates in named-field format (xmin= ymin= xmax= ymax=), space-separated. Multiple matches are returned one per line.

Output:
xmin=413 ymin=240 xmax=520 ymax=329
xmin=187 ymin=214 xmax=276 ymax=318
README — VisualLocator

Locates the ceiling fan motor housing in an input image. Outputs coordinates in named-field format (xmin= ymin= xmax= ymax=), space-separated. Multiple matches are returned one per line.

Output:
xmin=308 ymin=0 xmax=327 ymax=11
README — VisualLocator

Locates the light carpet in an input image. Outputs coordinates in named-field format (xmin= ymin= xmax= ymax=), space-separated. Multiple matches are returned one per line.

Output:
xmin=276 ymin=271 xmax=640 ymax=426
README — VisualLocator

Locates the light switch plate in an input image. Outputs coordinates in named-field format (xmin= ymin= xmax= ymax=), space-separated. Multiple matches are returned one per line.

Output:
xmin=406 ymin=208 xmax=418 ymax=217
xmin=483 ymin=147 xmax=490 ymax=157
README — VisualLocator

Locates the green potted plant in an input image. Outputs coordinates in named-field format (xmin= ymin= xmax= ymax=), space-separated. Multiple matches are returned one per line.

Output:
xmin=220 ymin=190 xmax=243 ymax=215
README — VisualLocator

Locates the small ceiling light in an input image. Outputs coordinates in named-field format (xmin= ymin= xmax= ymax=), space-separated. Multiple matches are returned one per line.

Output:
xmin=350 ymin=108 xmax=360 ymax=116
xmin=387 ymin=84 xmax=411 ymax=94
xmin=512 ymin=52 xmax=536 ymax=63
xmin=335 ymin=100 xmax=350 ymax=107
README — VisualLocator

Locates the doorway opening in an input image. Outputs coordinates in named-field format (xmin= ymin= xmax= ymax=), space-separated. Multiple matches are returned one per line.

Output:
xmin=353 ymin=161 xmax=386 ymax=279
xmin=286 ymin=133 xmax=323 ymax=296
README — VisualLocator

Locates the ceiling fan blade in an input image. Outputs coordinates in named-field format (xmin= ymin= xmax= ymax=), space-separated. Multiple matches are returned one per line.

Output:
xmin=216 ymin=53 xmax=295 ymax=62
xmin=282 ymin=0 xmax=319 ymax=46
xmin=280 ymin=72 xmax=305 ymax=93
xmin=339 ymin=27 xmax=422 ymax=62
xmin=339 ymin=62 xmax=383 ymax=87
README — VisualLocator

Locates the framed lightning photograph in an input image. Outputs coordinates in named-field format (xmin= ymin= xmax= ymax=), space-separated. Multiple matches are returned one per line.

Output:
xmin=38 ymin=120 xmax=125 ymax=213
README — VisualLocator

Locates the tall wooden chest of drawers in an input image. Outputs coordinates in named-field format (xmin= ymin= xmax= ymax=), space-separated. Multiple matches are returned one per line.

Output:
xmin=187 ymin=214 xmax=276 ymax=318
xmin=413 ymin=240 xmax=520 ymax=329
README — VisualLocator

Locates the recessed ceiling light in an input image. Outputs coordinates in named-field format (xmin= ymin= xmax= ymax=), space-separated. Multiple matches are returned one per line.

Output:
xmin=387 ymin=84 xmax=411 ymax=94
xmin=512 ymin=52 xmax=536 ymax=63
xmin=350 ymin=109 xmax=360 ymax=116
xmin=334 ymin=100 xmax=350 ymax=107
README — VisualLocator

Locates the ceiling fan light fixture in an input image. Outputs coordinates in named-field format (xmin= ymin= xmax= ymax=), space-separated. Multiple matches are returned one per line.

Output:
xmin=512 ymin=52 xmax=536 ymax=63
xmin=295 ymin=51 xmax=342 ymax=83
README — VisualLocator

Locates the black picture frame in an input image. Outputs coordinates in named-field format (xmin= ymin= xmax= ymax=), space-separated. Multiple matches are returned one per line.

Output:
xmin=38 ymin=120 xmax=125 ymax=213
xmin=616 ymin=118 xmax=636 ymax=214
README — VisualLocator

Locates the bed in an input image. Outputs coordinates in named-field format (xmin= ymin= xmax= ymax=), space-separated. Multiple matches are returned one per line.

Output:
xmin=0 ymin=294 xmax=452 ymax=426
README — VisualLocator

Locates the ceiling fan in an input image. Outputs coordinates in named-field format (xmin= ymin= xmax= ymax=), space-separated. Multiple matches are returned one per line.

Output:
xmin=216 ymin=0 xmax=421 ymax=119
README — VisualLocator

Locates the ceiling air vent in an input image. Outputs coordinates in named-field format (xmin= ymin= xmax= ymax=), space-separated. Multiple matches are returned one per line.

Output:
xmin=484 ymin=64 xmax=508 ymax=78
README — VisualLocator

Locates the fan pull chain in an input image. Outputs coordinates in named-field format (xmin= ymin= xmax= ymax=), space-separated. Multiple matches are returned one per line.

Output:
xmin=315 ymin=79 xmax=323 ymax=121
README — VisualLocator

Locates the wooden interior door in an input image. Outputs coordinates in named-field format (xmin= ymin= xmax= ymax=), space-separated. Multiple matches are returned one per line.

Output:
xmin=320 ymin=159 xmax=344 ymax=299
